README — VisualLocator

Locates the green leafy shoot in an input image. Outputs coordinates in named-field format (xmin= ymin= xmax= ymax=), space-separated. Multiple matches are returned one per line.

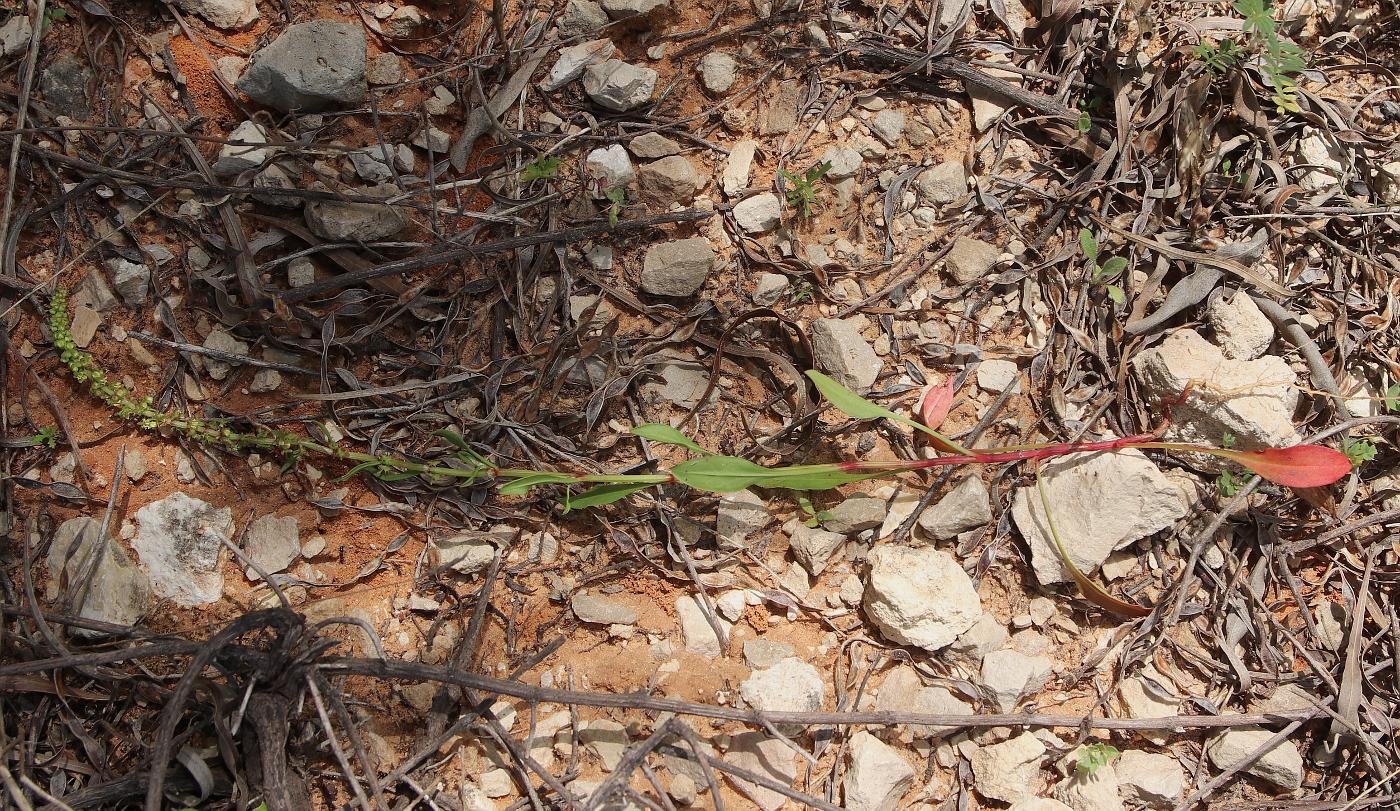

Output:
xmin=778 ymin=161 xmax=832 ymax=218
xmin=605 ymin=187 xmax=625 ymax=228
xmin=632 ymin=423 xmax=710 ymax=456
xmin=797 ymin=495 xmax=834 ymax=528
xmin=1076 ymin=743 xmax=1120 ymax=777
xmin=1216 ymin=468 xmax=1242 ymax=497
xmin=804 ymin=370 xmax=973 ymax=455
xmin=35 ymin=426 xmax=59 ymax=449
xmin=1078 ymin=229 xmax=1127 ymax=306
xmin=1342 ymin=438 xmax=1378 ymax=466
xmin=789 ymin=280 xmax=814 ymax=303
xmin=520 ymin=154 xmax=561 ymax=182
xmin=1221 ymin=430 xmax=1236 ymax=449
xmin=1194 ymin=39 xmax=1246 ymax=74
xmin=1384 ymin=382 xmax=1400 ymax=413
xmin=41 ymin=6 xmax=68 ymax=33
xmin=1196 ymin=0 xmax=1307 ymax=114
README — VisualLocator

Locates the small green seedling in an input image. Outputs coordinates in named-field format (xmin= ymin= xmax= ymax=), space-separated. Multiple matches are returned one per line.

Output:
xmin=1383 ymin=382 xmax=1400 ymax=413
xmin=1075 ymin=110 xmax=1092 ymax=133
xmin=1343 ymin=438 xmax=1377 ymax=466
xmin=1217 ymin=468 xmax=1242 ymax=497
xmin=1076 ymin=743 xmax=1120 ymax=777
xmin=34 ymin=426 xmax=59 ymax=449
xmin=1221 ymin=430 xmax=1236 ymax=449
xmin=789 ymin=279 xmax=814 ymax=303
xmin=1193 ymin=38 xmax=1246 ymax=75
xmin=1078 ymin=229 xmax=1127 ymax=305
xmin=520 ymin=154 xmax=561 ymax=182
xmin=777 ymin=161 xmax=832 ymax=218
xmin=605 ymin=188 xmax=626 ymax=228
xmin=797 ymin=495 xmax=834 ymax=528
xmin=1193 ymin=0 xmax=1306 ymax=114
xmin=41 ymin=6 xmax=69 ymax=33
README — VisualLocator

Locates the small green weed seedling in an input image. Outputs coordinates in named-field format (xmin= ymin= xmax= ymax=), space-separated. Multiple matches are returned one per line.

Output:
xmin=1193 ymin=0 xmax=1306 ymax=114
xmin=605 ymin=188 xmax=626 ymax=228
xmin=1216 ymin=469 xmax=1243 ymax=497
xmin=1343 ymin=438 xmax=1378 ymax=466
xmin=1076 ymin=743 xmax=1120 ymax=777
xmin=1078 ymin=229 xmax=1127 ymax=305
xmin=778 ymin=161 xmax=832 ymax=218
xmin=797 ymin=495 xmax=833 ymax=528
xmin=520 ymin=154 xmax=561 ymax=182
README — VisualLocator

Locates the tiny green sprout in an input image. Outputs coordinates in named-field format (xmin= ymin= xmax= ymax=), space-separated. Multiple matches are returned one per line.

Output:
xmin=35 ymin=426 xmax=60 ymax=449
xmin=1221 ymin=431 xmax=1236 ymax=449
xmin=1075 ymin=110 xmax=1092 ymax=134
xmin=1194 ymin=39 xmax=1245 ymax=75
xmin=777 ymin=160 xmax=832 ymax=218
xmin=605 ymin=188 xmax=626 ymax=228
xmin=1078 ymin=229 xmax=1127 ymax=306
xmin=797 ymin=495 xmax=834 ymax=528
xmin=1076 ymin=743 xmax=1120 ymax=777
xmin=1217 ymin=468 xmax=1242 ymax=497
xmin=789 ymin=279 xmax=814 ymax=303
xmin=1342 ymin=438 xmax=1378 ymax=466
xmin=41 ymin=5 xmax=69 ymax=32
xmin=1384 ymin=382 xmax=1400 ymax=413
xmin=520 ymin=154 xmax=561 ymax=183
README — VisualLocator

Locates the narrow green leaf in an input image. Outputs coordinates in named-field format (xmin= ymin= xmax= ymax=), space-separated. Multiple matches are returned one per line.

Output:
xmin=1099 ymin=256 xmax=1128 ymax=278
xmin=498 ymin=472 xmax=579 ymax=495
xmin=631 ymin=423 xmax=710 ymax=455
xmin=1078 ymin=228 xmax=1098 ymax=264
xmin=432 ymin=429 xmax=470 ymax=449
xmin=805 ymin=371 xmax=973 ymax=455
xmin=671 ymin=455 xmax=770 ymax=492
xmin=565 ymin=482 xmax=652 ymax=511
xmin=758 ymin=467 xmax=886 ymax=490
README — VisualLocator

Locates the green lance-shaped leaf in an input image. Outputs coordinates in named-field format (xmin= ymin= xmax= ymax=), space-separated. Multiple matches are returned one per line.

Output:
xmin=631 ymin=423 xmax=711 ymax=455
xmin=498 ymin=472 xmax=581 ymax=496
xmin=671 ymin=455 xmax=885 ymax=493
xmin=804 ymin=371 xmax=973 ymax=455
xmin=565 ymin=482 xmax=654 ymax=512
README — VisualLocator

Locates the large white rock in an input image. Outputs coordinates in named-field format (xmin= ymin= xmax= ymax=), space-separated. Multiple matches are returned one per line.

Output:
xmin=1206 ymin=728 xmax=1304 ymax=792
xmin=844 ymin=731 xmax=914 ymax=811
xmin=1133 ymin=329 xmax=1300 ymax=448
xmin=970 ymin=732 xmax=1046 ymax=804
xmin=733 ymin=192 xmax=782 ymax=233
xmin=981 ymin=648 xmax=1053 ymax=713
xmin=739 ymin=657 xmax=824 ymax=715
xmin=1011 ymin=449 xmax=1185 ymax=585
xmin=583 ymin=59 xmax=657 ymax=111
xmin=543 ymin=39 xmax=615 ymax=91
xmin=722 ymin=140 xmax=758 ymax=197
xmin=1115 ymin=751 xmax=1183 ymax=809
xmin=584 ymin=144 xmax=635 ymax=195
xmin=132 ymin=493 xmax=234 ymax=606
xmin=1206 ymin=291 xmax=1274 ymax=360
xmin=1117 ymin=665 xmax=1181 ymax=745
xmin=863 ymin=545 xmax=981 ymax=651
xmin=640 ymin=237 xmax=715 ymax=297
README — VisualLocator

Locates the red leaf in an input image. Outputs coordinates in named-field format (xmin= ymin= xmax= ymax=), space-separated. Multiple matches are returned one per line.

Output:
xmin=917 ymin=379 xmax=955 ymax=430
xmin=1218 ymin=445 xmax=1353 ymax=488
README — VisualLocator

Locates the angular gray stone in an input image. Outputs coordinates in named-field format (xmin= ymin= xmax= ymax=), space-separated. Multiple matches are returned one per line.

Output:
xmin=47 ymin=517 xmax=151 ymax=632
xmin=572 ymin=593 xmax=639 ymax=625
xmin=214 ymin=120 xmax=274 ymax=175
xmin=0 ymin=16 xmax=33 ymax=58
xmin=1115 ymin=751 xmax=1183 ymax=810
xmin=876 ymin=666 xmax=973 ymax=738
xmin=752 ymin=272 xmax=788 ymax=306
xmin=1054 ymin=763 xmax=1124 ymax=811
xmin=599 ymin=0 xmax=667 ymax=18
xmin=864 ymin=545 xmax=981 ymax=651
xmin=583 ymin=59 xmax=657 ymax=111
xmin=718 ymin=488 xmax=767 ymax=550
xmin=811 ymin=317 xmax=881 ymax=392
xmin=918 ymin=475 xmax=991 ymax=539
xmin=789 ymin=523 xmax=845 ymax=575
xmin=743 ymin=639 xmax=795 ymax=668
xmin=1133 ymin=329 xmax=1300 ymax=448
xmin=970 ymin=732 xmax=1046 ymax=804
xmin=249 ymin=369 xmax=282 ymax=393
xmin=640 ymin=237 xmax=714 ymax=297
xmin=870 ymin=109 xmax=906 ymax=146
xmin=108 ymin=259 xmax=149 ymax=308
xmin=1206 ymin=729 xmax=1303 ymax=792
xmin=557 ymin=0 xmax=609 ymax=37
xmin=585 ymin=144 xmax=636 ymax=195
xmin=1118 ymin=665 xmax=1181 ymax=745
xmin=366 ymin=53 xmax=402 ymax=85
xmin=202 ymin=329 xmax=249 ymax=381
xmin=434 ymin=533 xmax=498 ymax=575
xmin=722 ymin=140 xmax=758 ymax=197
xmin=642 ymin=359 xmax=713 ymax=409
xmin=977 ymin=359 xmax=1019 ymax=393
xmin=69 ymin=305 xmax=100 ymax=348
xmin=1206 ymin=290 xmax=1274 ymax=361
xmin=844 ymin=731 xmax=914 ymax=811
xmin=915 ymin=160 xmax=966 ymax=206
xmin=733 ymin=192 xmax=781 ymax=233
xmin=244 ymin=514 xmax=299 ymax=576
xmin=236 ymin=22 xmax=366 ymax=112
xmin=825 ymin=495 xmax=885 ymax=534
xmin=581 ymin=719 xmax=629 ymax=770
xmin=638 ymin=155 xmax=698 ymax=208
xmin=174 ymin=0 xmax=258 ymax=28
xmin=304 ymin=187 xmax=406 ymax=241
xmin=1011 ymin=449 xmax=1185 ymax=585
xmin=348 ymin=144 xmax=404 ymax=183
xmin=724 ymin=733 xmax=796 ymax=811
xmin=698 ymin=52 xmax=737 ymax=94
xmin=677 ymin=594 xmax=727 ymax=656
xmin=980 ymin=648 xmax=1053 ymax=712
xmin=72 ymin=267 xmax=117 ymax=312
xmin=40 ymin=54 xmax=92 ymax=119
xmin=132 ymin=493 xmax=234 ymax=606
xmin=543 ymin=38 xmax=615 ymax=91
xmin=739 ymin=656 xmax=824 ymax=714
xmin=945 ymin=236 xmax=999 ymax=284
xmin=628 ymin=132 xmax=681 ymax=159
xmin=821 ymin=145 xmax=863 ymax=180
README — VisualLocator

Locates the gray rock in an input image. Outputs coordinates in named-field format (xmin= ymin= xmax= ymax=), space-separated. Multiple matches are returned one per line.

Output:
xmin=875 ymin=666 xmax=973 ymax=738
xmin=977 ymin=358 xmax=1020 ymax=393
xmin=1011 ymin=449 xmax=1185 ymax=585
xmin=174 ymin=0 xmax=257 ymax=29
xmin=739 ymin=656 xmax=824 ymax=714
xmin=202 ymin=330 xmax=249 ymax=381
xmin=1054 ymin=763 xmax=1124 ymax=811
xmin=722 ymin=140 xmax=758 ymax=197
xmin=348 ymin=144 xmax=406 ymax=183
xmin=583 ymin=59 xmax=657 ymax=111
xmin=215 ymin=120 xmax=274 ymax=176
xmin=1115 ymin=751 xmax=1183 ymax=809
xmin=599 ymin=0 xmax=667 ymax=19
xmin=382 ymin=5 xmax=425 ymax=37
xmin=821 ymin=145 xmax=863 ymax=180
xmin=107 ymin=259 xmax=149 ymax=308
xmin=252 ymin=164 xmax=301 ymax=207
xmin=677 ymin=594 xmax=727 ymax=656
xmin=249 ymin=369 xmax=282 ymax=393
xmin=1133 ymin=329 xmax=1300 ymax=448
xmin=864 ymin=545 xmax=981 ymax=651
xmin=434 ymin=533 xmax=498 ymax=575
xmin=366 ymin=53 xmax=402 ymax=85
xmin=557 ymin=0 xmax=609 ymax=36
xmin=304 ymin=187 xmax=406 ymax=241
xmin=733 ymin=192 xmax=781 ymax=232
xmin=638 ymin=155 xmax=698 ymax=208
xmin=543 ymin=39 xmax=615 ymax=91
xmin=132 ymin=493 xmax=234 ymax=606
xmin=918 ymin=475 xmax=991 ymax=539
xmin=811 ymin=317 xmax=882 ymax=392
xmin=752 ymin=272 xmax=788 ymax=306
xmin=870 ymin=109 xmax=906 ymax=145
xmin=585 ymin=144 xmax=636 ymax=195
xmin=72 ymin=267 xmax=117 ymax=312
xmin=0 ymin=16 xmax=33 ymax=58
xmin=1293 ymin=130 xmax=1344 ymax=193
xmin=581 ymin=719 xmax=629 ymax=770
xmin=288 ymin=257 xmax=316 ymax=288
xmin=47 ymin=517 xmax=151 ymax=632
xmin=1206 ymin=729 xmax=1303 ymax=792
xmin=1117 ymin=665 xmax=1181 ymax=745
xmin=641 ymin=237 xmax=714 ymax=297
xmin=642 ymin=359 xmax=713 ymax=409
xmin=40 ymin=54 xmax=93 ymax=119
xmin=629 ymin=132 xmax=681 ymax=159
xmin=743 ymin=639 xmax=795 ymax=668
xmin=825 ymin=495 xmax=884 ymax=534
xmin=915 ymin=160 xmax=966 ymax=206
xmin=572 ymin=593 xmax=639 ymax=625
xmin=411 ymin=126 xmax=450 ymax=152
xmin=844 ymin=731 xmax=914 ymax=811
xmin=69 ymin=304 xmax=101 ymax=348
xmin=1009 ymin=801 xmax=1074 ymax=811
xmin=698 ymin=52 xmax=737 ymax=94
xmin=970 ymin=732 xmax=1047 ymax=804
xmin=718 ymin=488 xmax=767 ymax=550
xmin=236 ymin=22 xmax=367 ymax=112
xmin=789 ymin=523 xmax=845 ymax=575
xmin=1206 ymin=290 xmax=1274 ymax=360
xmin=126 ymin=449 xmax=149 ymax=482
xmin=945 ymin=236 xmax=999 ymax=284
xmin=981 ymin=648 xmax=1053 ymax=712
xmin=244 ymin=514 xmax=299 ymax=576
xmin=724 ymin=733 xmax=796 ymax=811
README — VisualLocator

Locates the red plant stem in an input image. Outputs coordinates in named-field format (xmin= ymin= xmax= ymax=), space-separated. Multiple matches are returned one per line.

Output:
xmin=839 ymin=433 xmax=1162 ymax=473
